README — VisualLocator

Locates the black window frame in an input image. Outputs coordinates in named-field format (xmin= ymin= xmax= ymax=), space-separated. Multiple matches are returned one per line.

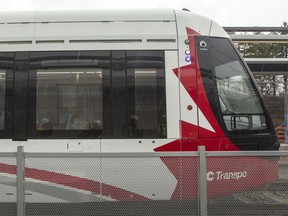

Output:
xmin=25 ymin=50 xmax=166 ymax=139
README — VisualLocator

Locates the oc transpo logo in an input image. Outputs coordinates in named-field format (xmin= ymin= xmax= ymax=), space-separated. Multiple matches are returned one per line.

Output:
xmin=206 ymin=171 xmax=248 ymax=181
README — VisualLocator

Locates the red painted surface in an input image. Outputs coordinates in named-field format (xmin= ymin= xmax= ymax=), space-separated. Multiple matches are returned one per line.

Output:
xmin=154 ymin=27 xmax=278 ymax=200
xmin=156 ymin=152 xmax=279 ymax=199
xmin=0 ymin=163 xmax=149 ymax=201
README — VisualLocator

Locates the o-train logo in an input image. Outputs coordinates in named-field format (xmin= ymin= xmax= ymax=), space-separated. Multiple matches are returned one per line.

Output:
xmin=206 ymin=171 xmax=248 ymax=181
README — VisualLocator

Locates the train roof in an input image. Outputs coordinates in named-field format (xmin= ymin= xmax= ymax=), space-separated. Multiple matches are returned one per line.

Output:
xmin=0 ymin=9 xmax=228 ymax=36
xmin=0 ymin=9 xmax=176 ymax=23
xmin=0 ymin=9 xmax=228 ymax=52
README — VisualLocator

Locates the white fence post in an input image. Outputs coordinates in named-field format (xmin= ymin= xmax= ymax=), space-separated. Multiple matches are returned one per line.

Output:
xmin=198 ymin=146 xmax=207 ymax=216
xmin=16 ymin=146 xmax=25 ymax=216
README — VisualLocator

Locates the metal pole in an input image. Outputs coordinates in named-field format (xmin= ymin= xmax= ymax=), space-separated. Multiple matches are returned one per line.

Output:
xmin=16 ymin=146 xmax=25 ymax=216
xmin=198 ymin=146 xmax=207 ymax=216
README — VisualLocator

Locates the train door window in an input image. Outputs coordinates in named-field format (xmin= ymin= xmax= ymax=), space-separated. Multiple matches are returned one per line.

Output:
xmin=28 ymin=51 xmax=110 ymax=138
xmin=0 ymin=53 xmax=13 ymax=137
xmin=123 ymin=51 xmax=166 ymax=138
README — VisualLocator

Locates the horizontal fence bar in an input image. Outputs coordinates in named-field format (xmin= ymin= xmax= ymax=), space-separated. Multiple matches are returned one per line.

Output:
xmin=2 ymin=150 xmax=287 ymax=158
xmin=223 ymin=26 xmax=288 ymax=32
xmin=0 ymin=152 xmax=17 ymax=157
xmin=25 ymin=151 xmax=199 ymax=158
xmin=6 ymin=150 xmax=288 ymax=158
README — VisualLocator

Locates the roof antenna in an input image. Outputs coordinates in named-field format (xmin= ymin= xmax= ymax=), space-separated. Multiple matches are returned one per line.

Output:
xmin=182 ymin=8 xmax=191 ymax=12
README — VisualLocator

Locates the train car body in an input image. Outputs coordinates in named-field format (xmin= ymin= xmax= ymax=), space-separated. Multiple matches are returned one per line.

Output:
xmin=0 ymin=9 xmax=279 ymax=203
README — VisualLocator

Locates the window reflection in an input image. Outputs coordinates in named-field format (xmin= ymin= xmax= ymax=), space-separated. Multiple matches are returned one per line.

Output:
xmin=216 ymin=61 xmax=263 ymax=114
xmin=134 ymin=69 xmax=159 ymax=136
xmin=126 ymin=51 xmax=166 ymax=138
xmin=37 ymin=69 xmax=103 ymax=131
xmin=33 ymin=50 xmax=166 ymax=139
xmin=209 ymin=38 xmax=267 ymax=131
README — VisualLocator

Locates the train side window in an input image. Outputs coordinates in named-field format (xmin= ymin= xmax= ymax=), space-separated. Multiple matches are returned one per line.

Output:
xmin=124 ymin=51 xmax=166 ymax=138
xmin=28 ymin=51 xmax=110 ymax=138
xmin=28 ymin=50 xmax=166 ymax=139
xmin=0 ymin=53 xmax=13 ymax=137
xmin=37 ymin=69 xmax=103 ymax=131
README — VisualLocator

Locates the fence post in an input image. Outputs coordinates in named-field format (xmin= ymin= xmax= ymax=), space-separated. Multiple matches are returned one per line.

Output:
xmin=198 ymin=146 xmax=207 ymax=216
xmin=16 ymin=146 xmax=25 ymax=216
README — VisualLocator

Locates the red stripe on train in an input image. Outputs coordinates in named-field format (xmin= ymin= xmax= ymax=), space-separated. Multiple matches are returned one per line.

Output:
xmin=0 ymin=163 xmax=150 ymax=201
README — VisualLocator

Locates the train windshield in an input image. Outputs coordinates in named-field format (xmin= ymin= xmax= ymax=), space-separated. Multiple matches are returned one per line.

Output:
xmin=216 ymin=60 xmax=266 ymax=131
xmin=197 ymin=37 xmax=267 ymax=132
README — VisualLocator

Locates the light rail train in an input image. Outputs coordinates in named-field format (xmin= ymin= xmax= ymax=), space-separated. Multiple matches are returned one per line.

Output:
xmin=0 ymin=9 xmax=279 ymax=204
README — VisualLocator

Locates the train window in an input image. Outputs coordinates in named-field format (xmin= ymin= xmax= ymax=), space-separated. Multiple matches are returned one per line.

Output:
xmin=28 ymin=50 xmax=166 ymax=139
xmin=210 ymin=38 xmax=267 ymax=131
xmin=124 ymin=51 xmax=166 ymax=138
xmin=28 ymin=51 xmax=110 ymax=138
xmin=122 ymin=68 xmax=162 ymax=137
xmin=37 ymin=69 xmax=103 ymax=131
xmin=0 ymin=53 xmax=13 ymax=138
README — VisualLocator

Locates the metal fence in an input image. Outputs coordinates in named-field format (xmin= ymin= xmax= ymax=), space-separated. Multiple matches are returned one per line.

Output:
xmin=0 ymin=146 xmax=288 ymax=216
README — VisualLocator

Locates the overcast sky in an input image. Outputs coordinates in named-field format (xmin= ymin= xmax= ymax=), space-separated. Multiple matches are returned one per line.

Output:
xmin=0 ymin=0 xmax=287 ymax=27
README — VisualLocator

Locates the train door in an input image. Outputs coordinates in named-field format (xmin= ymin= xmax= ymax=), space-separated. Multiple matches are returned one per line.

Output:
xmin=101 ymin=50 xmax=169 ymax=153
xmin=0 ymin=52 xmax=14 ymax=151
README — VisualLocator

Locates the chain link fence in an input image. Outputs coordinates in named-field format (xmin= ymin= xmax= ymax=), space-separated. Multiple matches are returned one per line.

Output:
xmin=0 ymin=153 xmax=17 ymax=216
xmin=0 ymin=147 xmax=288 ymax=215
xmin=206 ymin=152 xmax=288 ymax=215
